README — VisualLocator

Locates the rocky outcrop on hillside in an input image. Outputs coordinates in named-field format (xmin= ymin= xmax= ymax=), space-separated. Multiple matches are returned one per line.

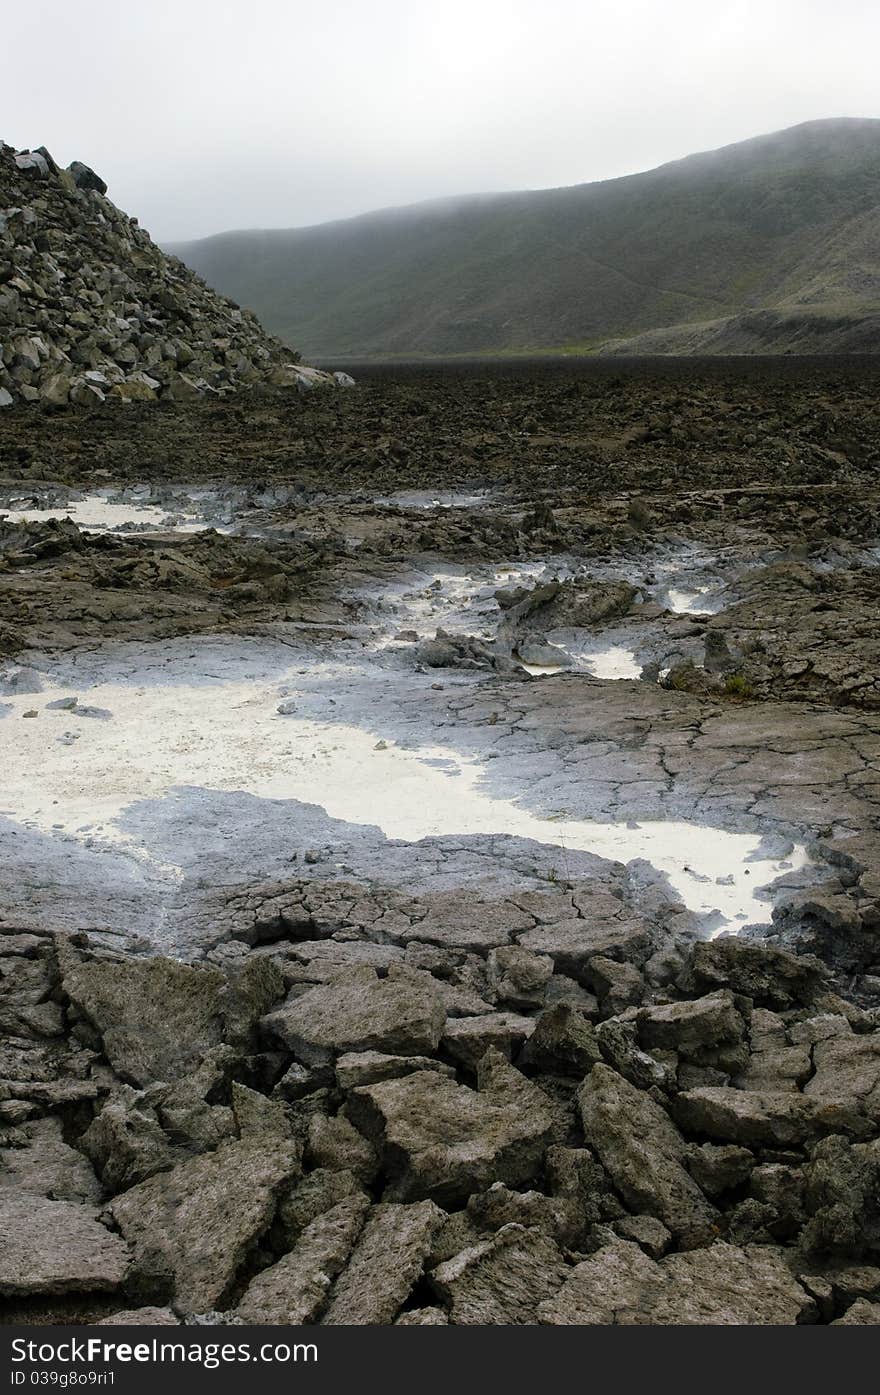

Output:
xmin=0 ymin=144 xmax=349 ymax=407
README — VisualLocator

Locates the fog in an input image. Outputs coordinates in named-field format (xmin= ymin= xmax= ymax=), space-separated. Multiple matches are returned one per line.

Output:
xmin=4 ymin=0 xmax=879 ymax=241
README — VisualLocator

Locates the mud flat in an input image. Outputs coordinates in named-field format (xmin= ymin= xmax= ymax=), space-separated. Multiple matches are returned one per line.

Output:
xmin=1 ymin=361 xmax=880 ymax=1326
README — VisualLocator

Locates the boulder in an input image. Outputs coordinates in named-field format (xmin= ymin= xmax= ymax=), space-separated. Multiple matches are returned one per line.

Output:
xmin=335 ymin=1050 xmax=455 ymax=1090
xmin=538 ymin=1240 xmax=814 ymax=1324
xmin=486 ymin=945 xmax=552 ymax=1009
xmin=60 ymin=949 xmax=228 ymax=1086
xmin=345 ymin=1052 xmax=554 ymax=1205
xmin=110 ymin=1137 xmax=299 ymax=1310
xmin=0 ymin=1194 xmax=130 ymax=1297
xmin=442 ymin=1011 xmax=535 ymax=1069
xmin=638 ymin=989 xmax=746 ymax=1060
xmin=804 ymin=1030 xmax=880 ymax=1121
xmin=322 ymin=1201 xmax=445 ymax=1325
xmin=262 ymin=965 xmax=446 ymax=1065
xmin=430 ymin=1224 xmax=568 ymax=1324
xmin=0 ymin=1115 xmax=102 ymax=1203
xmin=674 ymin=1086 xmax=870 ymax=1147
xmin=237 ymin=1194 xmax=370 ymax=1324
xmin=686 ymin=939 xmax=827 ymax=1008
xmin=578 ymin=1064 xmax=718 ymax=1245
xmin=519 ymin=1003 xmax=602 ymax=1076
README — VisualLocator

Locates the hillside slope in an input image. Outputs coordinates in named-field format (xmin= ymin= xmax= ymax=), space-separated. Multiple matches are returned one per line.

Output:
xmin=169 ymin=119 xmax=880 ymax=358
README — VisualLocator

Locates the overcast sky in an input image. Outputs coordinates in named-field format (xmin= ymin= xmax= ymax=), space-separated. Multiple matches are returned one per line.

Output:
xmin=5 ymin=0 xmax=879 ymax=242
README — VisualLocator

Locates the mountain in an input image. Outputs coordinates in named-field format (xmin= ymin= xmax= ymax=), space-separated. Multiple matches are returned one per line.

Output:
xmin=168 ymin=119 xmax=880 ymax=359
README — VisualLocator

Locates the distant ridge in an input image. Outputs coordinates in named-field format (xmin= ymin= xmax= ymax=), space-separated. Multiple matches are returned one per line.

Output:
xmin=169 ymin=118 xmax=880 ymax=359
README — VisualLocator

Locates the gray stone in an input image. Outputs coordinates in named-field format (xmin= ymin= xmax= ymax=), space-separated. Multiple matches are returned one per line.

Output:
xmin=346 ymin=1050 xmax=554 ymax=1205
xmin=110 ymin=1137 xmax=299 ymax=1310
xmin=538 ymin=1240 xmax=814 ymax=1324
xmin=322 ymin=1201 xmax=445 ymax=1325
xmin=0 ymin=1194 xmax=130 ymax=1297
xmin=262 ymin=965 xmax=445 ymax=1065
xmin=442 ymin=1011 xmax=535 ymax=1069
xmin=237 ymin=1194 xmax=369 ymax=1324
xmin=578 ymin=1064 xmax=718 ymax=1245
xmin=335 ymin=1050 xmax=455 ymax=1090
xmin=674 ymin=1086 xmax=870 ymax=1147
xmin=430 ymin=1223 xmax=567 ymax=1323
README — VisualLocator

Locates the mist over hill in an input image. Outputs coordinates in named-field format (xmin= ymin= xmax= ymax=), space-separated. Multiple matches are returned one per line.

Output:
xmin=169 ymin=119 xmax=880 ymax=359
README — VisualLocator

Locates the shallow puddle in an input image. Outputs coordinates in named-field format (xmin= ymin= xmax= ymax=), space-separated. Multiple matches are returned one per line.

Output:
xmin=0 ymin=635 xmax=810 ymax=930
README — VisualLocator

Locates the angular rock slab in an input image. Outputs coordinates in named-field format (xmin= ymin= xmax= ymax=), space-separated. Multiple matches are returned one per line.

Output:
xmin=430 ymin=1224 xmax=568 ymax=1324
xmin=110 ymin=1137 xmax=300 ymax=1311
xmin=538 ymin=1240 xmax=815 ymax=1324
xmin=346 ymin=1053 xmax=554 ymax=1206
xmin=578 ymin=1064 xmax=718 ymax=1245
xmin=674 ymin=1086 xmax=871 ymax=1147
xmin=237 ymin=1194 xmax=370 ymax=1324
xmin=322 ymin=1201 xmax=445 ymax=1325
xmin=0 ymin=1194 xmax=130 ymax=1297
xmin=60 ymin=946 xmax=282 ymax=1086
xmin=262 ymin=965 xmax=446 ymax=1065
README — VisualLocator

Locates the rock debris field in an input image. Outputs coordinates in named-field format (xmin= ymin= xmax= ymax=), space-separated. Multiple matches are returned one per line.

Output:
xmin=2 ymin=359 xmax=880 ymax=1326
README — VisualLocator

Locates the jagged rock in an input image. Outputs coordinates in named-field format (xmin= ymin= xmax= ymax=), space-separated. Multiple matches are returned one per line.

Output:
xmin=0 ymin=1193 xmax=130 ymax=1296
xmin=237 ymin=1194 xmax=370 ymax=1324
xmin=545 ymin=1144 xmax=625 ymax=1230
xmin=734 ymin=1008 xmax=811 ymax=1090
xmin=833 ymin=1299 xmax=880 ymax=1324
xmin=442 ymin=1011 xmax=535 ymax=1068
xmin=674 ymin=1086 xmax=871 ymax=1147
xmin=306 ymin=1112 xmax=378 ymax=1182
xmin=684 ymin=1142 xmax=755 ymax=1197
xmin=79 ymin=1089 xmax=179 ymax=1191
xmin=801 ymin=1136 xmax=880 ymax=1256
xmin=152 ymin=1050 xmax=236 ymax=1152
xmin=109 ymin=1137 xmax=300 ymax=1310
xmin=0 ymin=1115 xmax=102 ymax=1202
xmin=395 ymin=1308 xmax=449 ymax=1325
xmin=67 ymin=160 xmax=107 ymax=194
xmin=519 ymin=1003 xmax=602 ymax=1075
xmin=804 ymin=1028 xmax=880 ymax=1121
xmin=486 ymin=945 xmax=553 ymax=1009
xmin=612 ymin=1214 xmax=672 ymax=1259
xmin=334 ymin=1050 xmax=455 ymax=1090
xmin=595 ymin=1016 xmax=675 ymax=1092
xmin=638 ymin=989 xmax=747 ymax=1060
xmin=60 ymin=947 xmax=279 ymax=1087
xmin=430 ymin=1223 xmax=568 ymax=1323
xmin=518 ymin=915 xmax=648 ymax=983
xmin=97 ymin=1308 xmax=179 ymax=1325
xmin=586 ymin=956 xmax=645 ymax=1012
xmin=578 ymin=1064 xmax=719 ymax=1245
xmin=466 ymin=1182 xmax=579 ymax=1245
xmin=261 ymin=965 xmax=446 ymax=1065
xmin=322 ymin=1201 xmax=445 ymax=1325
xmin=272 ymin=1168 xmax=366 ymax=1252
xmin=345 ymin=1050 xmax=554 ymax=1205
xmin=538 ymin=1240 xmax=814 ymax=1324
xmin=685 ymin=938 xmax=827 ymax=1008
xmin=231 ymin=1082 xmax=296 ymax=1139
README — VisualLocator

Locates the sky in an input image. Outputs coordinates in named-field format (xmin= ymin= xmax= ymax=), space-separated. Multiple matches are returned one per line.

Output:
xmin=4 ymin=0 xmax=880 ymax=242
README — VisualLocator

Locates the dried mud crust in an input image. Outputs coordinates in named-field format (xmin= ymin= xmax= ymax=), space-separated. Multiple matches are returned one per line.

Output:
xmin=1 ymin=360 xmax=880 ymax=1326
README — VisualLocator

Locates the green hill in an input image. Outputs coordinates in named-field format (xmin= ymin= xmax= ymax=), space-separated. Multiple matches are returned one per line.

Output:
xmin=168 ymin=119 xmax=880 ymax=358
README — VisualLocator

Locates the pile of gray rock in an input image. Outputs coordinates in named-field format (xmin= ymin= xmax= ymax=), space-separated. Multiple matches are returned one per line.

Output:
xmin=0 ymin=144 xmax=351 ymax=407
xmin=3 ymin=873 xmax=880 ymax=1325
